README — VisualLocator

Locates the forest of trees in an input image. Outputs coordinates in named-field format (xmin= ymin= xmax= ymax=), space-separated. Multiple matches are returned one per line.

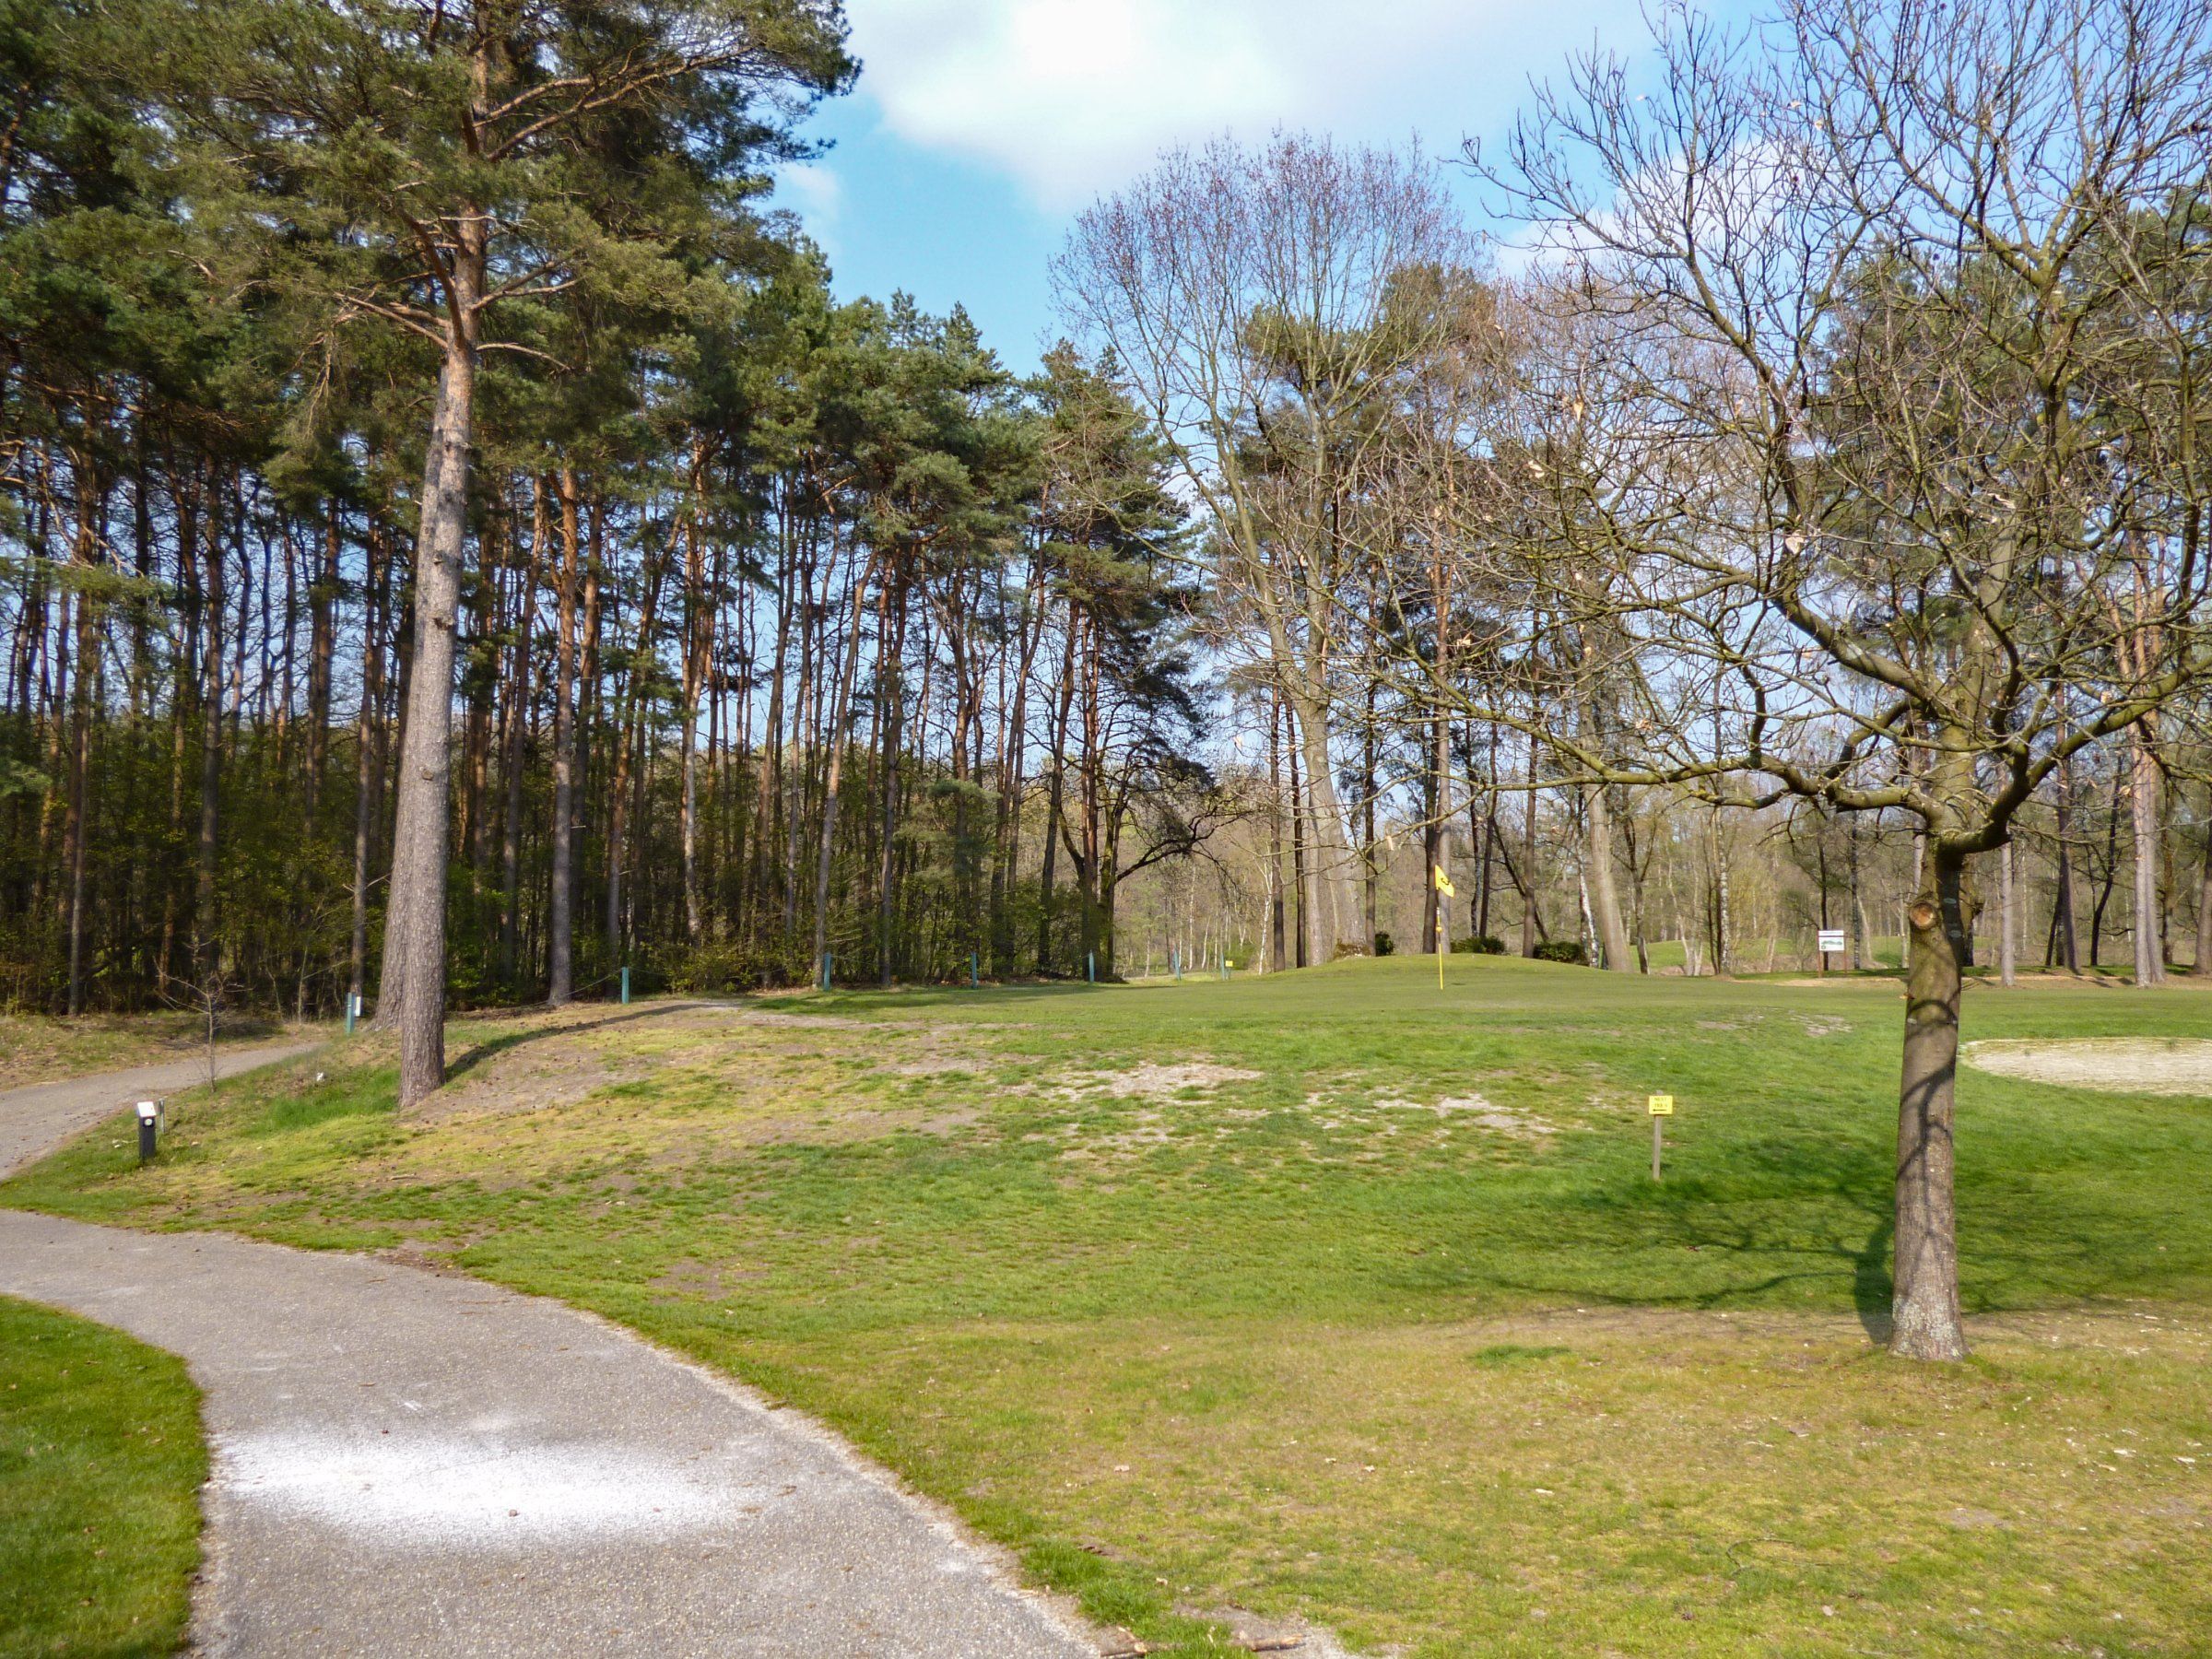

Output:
xmin=0 ymin=0 xmax=1231 ymax=1031
xmin=6 ymin=0 xmax=2212 ymax=1348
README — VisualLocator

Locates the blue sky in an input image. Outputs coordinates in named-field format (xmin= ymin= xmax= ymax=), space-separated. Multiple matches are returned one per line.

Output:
xmin=771 ymin=0 xmax=1697 ymax=372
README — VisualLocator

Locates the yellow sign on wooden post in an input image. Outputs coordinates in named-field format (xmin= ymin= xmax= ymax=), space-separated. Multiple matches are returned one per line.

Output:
xmin=1647 ymin=1094 xmax=1673 ymax=1181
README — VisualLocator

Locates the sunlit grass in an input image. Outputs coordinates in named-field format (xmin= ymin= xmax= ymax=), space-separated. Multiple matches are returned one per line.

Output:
xmin=0 ymin=1296 xmax=206 ymax=1659
xmin=6 ymin=958 xmax=2210 ymax=1654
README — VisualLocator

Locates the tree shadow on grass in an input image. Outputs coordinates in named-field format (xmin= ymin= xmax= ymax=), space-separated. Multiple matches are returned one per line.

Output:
xmin=1403 ymin=1135 xmax=1900 ymax=1324
xmin=1853 ymin=1213 xmax=1894 ymax=1343
xmin=442 ymin=1000 xmax=724 ymax=1084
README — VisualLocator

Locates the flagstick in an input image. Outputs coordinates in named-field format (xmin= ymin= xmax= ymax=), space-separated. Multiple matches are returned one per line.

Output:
xmin=1431 ymin=864 xmax=1454 ymax=991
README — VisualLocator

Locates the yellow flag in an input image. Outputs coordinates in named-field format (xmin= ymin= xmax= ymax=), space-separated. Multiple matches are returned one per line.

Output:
xmin=1432 ymin=865 xmax=1455 ymax=897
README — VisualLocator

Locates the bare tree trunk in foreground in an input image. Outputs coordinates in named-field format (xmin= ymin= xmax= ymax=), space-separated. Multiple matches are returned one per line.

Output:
xmin=1894 ymin=854 xmax=1969 ymax=1361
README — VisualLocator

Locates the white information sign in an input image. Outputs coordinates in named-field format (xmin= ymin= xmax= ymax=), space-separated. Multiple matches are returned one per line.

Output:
xmin=1817 ymin=928 xmax=1847 ymax=954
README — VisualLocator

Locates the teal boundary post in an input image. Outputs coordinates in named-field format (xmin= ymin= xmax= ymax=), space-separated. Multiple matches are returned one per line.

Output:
xmin=1087 ymin=950 xmax=1096 ymax=984
xmin=820 ymin=951 xmax=832 ymax=992
xmin=1172 ymin=950 xmax=1181 ymax=982
xmin=970 ymin=952 xmax=979 ymax=988
xmin=620 ymin=966 xmax=630 ymax=1006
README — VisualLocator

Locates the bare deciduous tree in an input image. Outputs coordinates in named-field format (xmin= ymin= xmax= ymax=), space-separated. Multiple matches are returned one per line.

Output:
xmin=1433 ymin=0 xmax=2212 ymax=1359
xmin=1053 ymin=134 xmax=1473 ymax=958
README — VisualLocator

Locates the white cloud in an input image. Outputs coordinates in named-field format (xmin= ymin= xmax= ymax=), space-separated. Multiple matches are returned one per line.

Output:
xmin=844 ymin=0 xmax=1639 ymax=209
xmin=774 ymin=159 xmax=844 ymax=251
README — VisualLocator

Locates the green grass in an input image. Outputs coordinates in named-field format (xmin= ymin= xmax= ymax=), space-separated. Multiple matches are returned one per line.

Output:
xmin=0 ymin=1296 xmax=206 ymax=1659
xmin=6 ymin=959 xmax=2211 ymax=1655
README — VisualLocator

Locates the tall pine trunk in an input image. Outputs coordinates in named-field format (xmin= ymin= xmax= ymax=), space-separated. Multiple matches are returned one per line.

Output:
xmin=811 ymin=555 xmax=872 ymax=981
xmin=498 ymin=494 xmax=537 ymax=991
xmin=378 ymin=260 xmax=480 ymax=1108
xmin=349 ymin=526 xmax=386 ymax=1006
xmin=194 ymin=477 xmax=225 ymax=991
xmin=547 ymin=470 xmax=581 ymax=1006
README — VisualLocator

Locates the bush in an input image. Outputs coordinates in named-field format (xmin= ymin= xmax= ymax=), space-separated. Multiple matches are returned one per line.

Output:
xmin=653 ymin=941 xmax=811 ymax=994
xmin=1453 ymin=935 xmax=1506 ymax=955
xmin=1330 ymin=940 xmax=1371 ymax=960
xmin=1533 ymin=939 xmax=1591 ymax=966
xmin=1372 ymin=931 xmax=1394 ymax=957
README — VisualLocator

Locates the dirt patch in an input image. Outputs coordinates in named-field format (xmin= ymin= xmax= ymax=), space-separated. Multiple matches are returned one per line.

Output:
xmin=1962 ymin=1038 xmax=2212 ymax=1097
xmin=1173 ymin=1603 xmax=1370 ymax=1658
xmin=411 ymin=1036 xmax=658 ymax=1123
xmin=1053 ymin=1061 xmax=1263 ymax=1101
xmin=1062 ymin=1110 xmax=1176 ymax=1158
xmin=648 ymin=1258 xmax=770 ymax=1300
xmin=1373 ymin=1092 xmax=1557 ymax=1138
xmin=876 ymin=1056 xmax=980 ymax=1077
xmin=1946 ymin=1505 xmax=2006 ymax=1530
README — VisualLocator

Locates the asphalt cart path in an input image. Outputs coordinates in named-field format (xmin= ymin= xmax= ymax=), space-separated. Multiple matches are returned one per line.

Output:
xmin=1 ymin=1048 xmax=1100 ymax=1657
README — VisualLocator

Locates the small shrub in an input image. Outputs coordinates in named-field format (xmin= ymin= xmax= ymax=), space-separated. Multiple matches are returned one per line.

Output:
xmin=1453 ymin=935 xmax=1506 ymax=955
xmin=654 ymin=941 xmax=811 ymax=994
xmin=667 ymin=944 xmax=760 ymax=994
xmin=1533 ymin=940 xmax=1591 ymax=966
xmin=1330 ymin=940 xmax=1371 ymax=960
xmin=1372 ymin=931 xmax=1394 ymax=957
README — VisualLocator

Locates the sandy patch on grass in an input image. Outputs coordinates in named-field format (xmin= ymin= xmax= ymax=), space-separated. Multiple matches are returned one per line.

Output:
xmin=1053 ymin=1061 xmax=1263 ymax=1101
xmin=1376 ymin=1092 xmax=1557 ymax=1138
xmin=1962 ymin=1037 xmax=2212 ymax=1096
xmin=1064 ymin=1110 xmax=1176 ymax=1157
xmin=876 ymin=1055 xmax=980 ymax=1077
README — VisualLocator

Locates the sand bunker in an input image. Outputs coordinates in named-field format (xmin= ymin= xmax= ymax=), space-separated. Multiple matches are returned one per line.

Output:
xmin=1962 ymin=1038 xmax=2212 ymax=1097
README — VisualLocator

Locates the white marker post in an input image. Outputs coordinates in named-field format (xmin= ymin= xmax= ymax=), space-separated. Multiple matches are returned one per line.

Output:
xmin=1647 ymin=1093 xmax=1674 ymax=1181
